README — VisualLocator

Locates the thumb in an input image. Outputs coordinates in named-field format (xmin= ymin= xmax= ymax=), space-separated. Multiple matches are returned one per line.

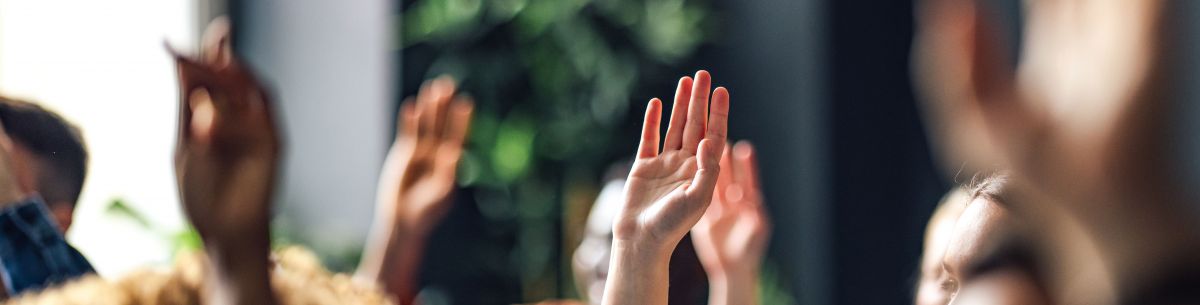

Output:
xmin=687 ymin=139 xmax=724 ymax=202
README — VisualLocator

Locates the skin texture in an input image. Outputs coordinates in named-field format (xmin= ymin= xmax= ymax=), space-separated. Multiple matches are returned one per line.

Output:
xmin=572 ymin=177 xmax=708 ymax=305
xmin=169 ymin=17 xmax=280 ymax=305
xmin=602 ymin=70 xmax=729 ymax=305
xmin=940 ymin=197 xmax=1050 ymax=305
xmin=356 ymin=76 xmax=473 ymax=305
xmin=915 ymin=189 xmax=969 ymax=305
xmin=690 ymin=141 xmax=770 ymax=305
xmin=9 ymin=144 xmax=76 ymax=232
xmin=913 ymin=0 xmax=1200 ymax=303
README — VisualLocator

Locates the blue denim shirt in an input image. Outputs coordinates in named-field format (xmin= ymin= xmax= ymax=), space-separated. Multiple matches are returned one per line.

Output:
xmin=0 ymin=196 xmax=93 ymax=295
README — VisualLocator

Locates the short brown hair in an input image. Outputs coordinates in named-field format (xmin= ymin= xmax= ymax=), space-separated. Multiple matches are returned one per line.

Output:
xmin=0 ymin=97 xmax=88 ymax=206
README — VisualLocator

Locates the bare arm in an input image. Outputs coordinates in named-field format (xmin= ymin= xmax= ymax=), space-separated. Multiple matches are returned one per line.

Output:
xmin=602 ymin=71 xmax=729 ymax=305
xmin=170 ymin=17 xmax=280 ymax=305
xmin=692 ymin=141 xmax=770 ymax=305
xmin=355 ymin=76 xmax=473 ymax=305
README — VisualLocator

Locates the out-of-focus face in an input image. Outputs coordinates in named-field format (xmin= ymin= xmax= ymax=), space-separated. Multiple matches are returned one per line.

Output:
xmin=572 ymin=179 xmax=624 ymax=305
xmin=916 ymin=190 xmax=968 ymax=305
xmin=940 ymin=197 xmax=1049 ymax=305
xmin=8 ymin=142 xmax=73 ymax=232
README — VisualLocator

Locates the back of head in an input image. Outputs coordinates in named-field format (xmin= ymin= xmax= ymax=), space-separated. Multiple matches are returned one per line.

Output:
xmin=0 ymin=97 xmax=88 ymax=213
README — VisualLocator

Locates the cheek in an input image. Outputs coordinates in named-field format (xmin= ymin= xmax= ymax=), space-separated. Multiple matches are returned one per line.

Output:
xmin=8 ymin=149 xmax=39 ymax=194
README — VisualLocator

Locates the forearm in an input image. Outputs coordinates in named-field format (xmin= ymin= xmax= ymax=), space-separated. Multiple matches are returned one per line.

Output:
xmin=706 ymin=267 xmax=760 ymax=305
xmin=602 ymin=240 xmax=673 ymax=305
xmin=357 ymin=215 xmax=429 ymax=305
xmin=203 ymin=233 xmax=277 ymax=305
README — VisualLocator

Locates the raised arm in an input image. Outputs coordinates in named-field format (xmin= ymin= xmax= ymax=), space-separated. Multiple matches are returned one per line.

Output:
xmin=355 ymin=76 xmax=473 ymax=304
xmin=602 ymin=70 xmax=729 ymax=305
xmin=691 ymin=141 xmax=770 ymax=305
xmin=169 ymin=17 xmax=281 ymax=305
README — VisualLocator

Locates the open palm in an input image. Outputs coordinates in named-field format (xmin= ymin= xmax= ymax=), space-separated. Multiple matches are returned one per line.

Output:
xmin=378 ymin=76 xmax=473 ymax=234
xmin=615 ymin=70 xmax=729 ymax=249
xmin=692 ymin=141 xmax=770 ymax=276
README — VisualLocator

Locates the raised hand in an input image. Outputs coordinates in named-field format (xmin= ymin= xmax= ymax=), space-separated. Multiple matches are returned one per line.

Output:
xmin=913 ymin=0 xmax=1196 ymax=303
xmin=603 ymin=70 xmax=729 ymax=305
xmin=378 ymin=76 xmax=473 ymax=235
xmin=169 ymin=17 xmax=279 ymax=305
xmin=170 ymin=18 xmax=279 ymax=250
xmin=357 ymin=76 xmax=473 ymax=305
xmin=691 ymin=141 xmax=770 ymax=305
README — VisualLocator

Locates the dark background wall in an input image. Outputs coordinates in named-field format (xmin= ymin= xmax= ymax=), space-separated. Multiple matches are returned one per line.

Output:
xmin=827 ymin=0 xmax=949 ymax=304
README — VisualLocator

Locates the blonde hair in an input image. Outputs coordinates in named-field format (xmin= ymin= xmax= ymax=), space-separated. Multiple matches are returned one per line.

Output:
xmin=6 ymin=247 xmax=393 ymax=305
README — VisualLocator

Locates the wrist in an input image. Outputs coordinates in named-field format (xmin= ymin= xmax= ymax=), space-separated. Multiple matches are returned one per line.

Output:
xmin=204 ymin=240 xmax=277 ymax=305
xmin=706 ymin=263 xmax=759 ymax=284
xmin=706 ymin=263 xmax=760 ymax=305
xmin=603 ymin=240 xmax=674 ymax=305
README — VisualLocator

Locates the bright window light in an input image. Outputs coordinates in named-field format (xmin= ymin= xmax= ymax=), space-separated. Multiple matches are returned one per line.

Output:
xmin=0 ymin=0 xmax=197 ymax=277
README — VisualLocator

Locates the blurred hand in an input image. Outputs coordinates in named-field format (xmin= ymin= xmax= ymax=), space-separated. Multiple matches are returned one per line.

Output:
xmin=603 ymin=70 xmax=729 ymax=305
xmin=692 ymin=141 xmax=770 ymax=278
xmin=615 ymin=70 xmax=729 ymax=251
xmin=691 ymin=141 xmax=769 ymax=305
xmin=169 ymin=18 xmax=280 ymax=250
xmin=377 ymin=76 xmax=473 ymax=235
xmin=357 ymin=77 xmax=472 ymax=305
xmin=913 ymin=0 xmax=1191 ymax=302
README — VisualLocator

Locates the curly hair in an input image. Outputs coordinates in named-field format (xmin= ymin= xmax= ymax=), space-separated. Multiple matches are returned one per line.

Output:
xmin=5 ymin=247 xmax=394 ymax=305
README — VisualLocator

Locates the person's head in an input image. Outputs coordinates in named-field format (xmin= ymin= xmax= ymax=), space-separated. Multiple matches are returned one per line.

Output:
xmin=572 ymin=161 xmax=705 ymax=305
xmin=0 ymin=97 xmax=87 ymax=232
xmin=915 ymin=188 xmax=970 ymax=305
xmin=938 ymin=174 xmax=1050 ymax=305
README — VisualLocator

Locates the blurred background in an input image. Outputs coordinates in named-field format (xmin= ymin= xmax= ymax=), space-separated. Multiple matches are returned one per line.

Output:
xmin=0 ymin=0 xmax=980 ymax=304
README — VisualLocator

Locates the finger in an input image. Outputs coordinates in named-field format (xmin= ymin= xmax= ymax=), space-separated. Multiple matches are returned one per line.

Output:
xmin=188 ymin=88 xmax=218 ymax=146
xmin=430 ymin=76 xmax=457 ymax=139
xmin=681 ymin=71 xmax=711 ymax=154
xmin=398 ymin=98 xmax=418 ymax=139
xmin=169 ymin=48 xmax=222 ymax=143
xmin=636 ymin=98 xmax=663 ymax=158
xmin=416 ymin=78 xmax=455 ymax=138
xmin=687 ymin=138 xmax=725 ymax=199
xmin=170 ymin=50 xmax=221 ymax=92
xmin=705 ymin=87 xmax=730 ymax=147
xmin=716 ymin=144 xmax=734 ymax=204
xmin=443 ymin=97 xmax=474 ymax=150
xmin=662 ymin=76 xmax=693 ymax=151
xmin=200 ymin=16 xmax=233 ymax=67
xmin=729 ymin=140 xmax=758 ymax=195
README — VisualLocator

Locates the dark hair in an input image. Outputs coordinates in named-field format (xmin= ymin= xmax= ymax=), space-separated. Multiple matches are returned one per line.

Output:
xmin=0 ymin=97 xmax=88 ymax=206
